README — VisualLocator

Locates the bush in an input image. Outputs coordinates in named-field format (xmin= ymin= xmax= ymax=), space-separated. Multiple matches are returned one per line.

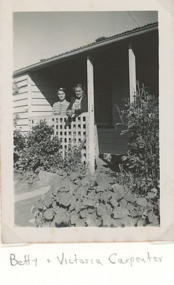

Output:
xmin=62 ymin=143 xmax=87 ymax=174
xmin=14 ymin=120 xmax=62 ymax=173
xmin=14 ymin=120 xmax=87 ymax=180
xmin=13 ymin=114 xmax=26 ymax=163
xmin=116 ymin=84 xmax=159 ymax=194
xmin=13 ymin=129 xmax=26 ymax=153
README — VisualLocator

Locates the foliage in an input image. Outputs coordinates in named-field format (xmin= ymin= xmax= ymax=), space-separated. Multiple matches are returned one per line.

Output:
xmin=14 ymin=120 xmax=62 ymax=173
xmin=13 ymin=129 xmax=26 ymax=153
xmin=14 ymin=120 xmax=86 ymax=181
xmin=116 ymin=84 xmax=159 ymax=194
xmin=31 ymin=170 xmax=159 ymax=228
xmin=13 ymin=114 xmax=26 ymax=164
xmin=62 ymin=142 xmax=87 ymax=174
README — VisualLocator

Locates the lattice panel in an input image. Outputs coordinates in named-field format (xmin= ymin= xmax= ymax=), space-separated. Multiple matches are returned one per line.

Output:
xmin=29 ymin=113 xmax=89 ymax=161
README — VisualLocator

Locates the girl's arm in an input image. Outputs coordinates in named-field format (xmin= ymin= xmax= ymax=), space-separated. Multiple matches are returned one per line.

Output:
xmin=66 ymin=96 xmax=88 ymax=115
xmin=74 ymin=95 xmax=88 ymax=114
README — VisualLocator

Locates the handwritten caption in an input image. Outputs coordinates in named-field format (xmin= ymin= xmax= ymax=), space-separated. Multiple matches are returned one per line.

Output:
xmin=10 ymin=252 xmax=163 ymax=268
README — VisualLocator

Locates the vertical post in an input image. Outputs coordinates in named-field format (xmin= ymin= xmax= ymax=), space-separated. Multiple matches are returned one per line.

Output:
xmin=128 ymin=43 xmax=136 ymax=103
xmin=87 ymin=55 xmax=95 ymax=175
xmin=27 ymin=74 xmax=32 ymax=131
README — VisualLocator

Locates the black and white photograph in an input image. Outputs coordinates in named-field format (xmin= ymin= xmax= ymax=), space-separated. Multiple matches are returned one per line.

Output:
xmin=1 ymin=2 xmax=174 ymax=285
xmin=12 ymin=11 xmax=159 ymax=229
xmin=1 ymin=1 xmax=174 ymax=243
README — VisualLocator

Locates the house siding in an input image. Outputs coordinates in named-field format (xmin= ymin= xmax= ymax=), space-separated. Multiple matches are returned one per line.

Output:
xmin=13 ymin=74 xmax=29 ymax=133
xmin=30 ymin=76 xmax=55 ymax=117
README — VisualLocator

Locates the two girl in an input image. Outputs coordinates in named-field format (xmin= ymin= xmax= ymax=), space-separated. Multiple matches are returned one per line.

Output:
xmin=52 ymin=84 xmax=87 ymax=116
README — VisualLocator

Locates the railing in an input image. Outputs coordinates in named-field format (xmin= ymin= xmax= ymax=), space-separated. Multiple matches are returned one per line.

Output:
xmin=29 ymin=113 xmax=89 ymax=161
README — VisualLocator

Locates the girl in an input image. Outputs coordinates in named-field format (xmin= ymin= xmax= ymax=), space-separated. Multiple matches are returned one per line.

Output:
xmin=52 ymin=87 xmax=69 ymax=115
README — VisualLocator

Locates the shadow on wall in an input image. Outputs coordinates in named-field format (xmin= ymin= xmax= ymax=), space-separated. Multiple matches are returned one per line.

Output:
xmin=29 ymin=72 xmax=58 ymax=107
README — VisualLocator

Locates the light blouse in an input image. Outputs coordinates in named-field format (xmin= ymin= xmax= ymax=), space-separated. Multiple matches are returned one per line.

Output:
xmin=52 ymin=100 xmax=69 ymax=115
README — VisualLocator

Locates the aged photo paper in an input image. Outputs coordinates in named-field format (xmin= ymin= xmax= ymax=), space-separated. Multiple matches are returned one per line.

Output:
xmin=1 ymin=0 xmax=174 ymax=243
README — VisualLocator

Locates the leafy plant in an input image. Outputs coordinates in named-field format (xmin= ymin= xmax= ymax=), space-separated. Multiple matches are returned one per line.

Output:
xmin=13 ymin=114 xmax=26 ymax=164
xmin=62 ymin=142 xmax=87 ymax=174
xmin=14 ymin=120 xmax=62 ymax=173
xmin=116 ymin=83 xmax=159 ymax=194
xmin=14 ymin=120 xmax=87 ymax=181
xmin=13 ymin=129 xmax=26 ymax=153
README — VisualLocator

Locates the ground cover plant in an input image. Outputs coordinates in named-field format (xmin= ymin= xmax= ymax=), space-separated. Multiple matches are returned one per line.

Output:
xmin=31 ymin=168 xmax=159 ymax=227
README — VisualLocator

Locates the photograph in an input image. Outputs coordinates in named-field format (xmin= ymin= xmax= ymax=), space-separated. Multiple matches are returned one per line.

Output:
xmin=12 ymin=11 xmax=160 ymax=229
xmin=1 ymin=2 xmax=174 ymax=285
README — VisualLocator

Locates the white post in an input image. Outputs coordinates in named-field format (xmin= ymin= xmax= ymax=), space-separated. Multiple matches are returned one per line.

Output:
xmin=128 ymin=43 xmax=136 ymax=103
xmin=87 ymin=55 xmax=95 ymax=175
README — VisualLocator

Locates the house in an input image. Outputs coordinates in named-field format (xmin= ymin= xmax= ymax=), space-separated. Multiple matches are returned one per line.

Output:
xmin=13 ymin=22 xmax=158 ymax=173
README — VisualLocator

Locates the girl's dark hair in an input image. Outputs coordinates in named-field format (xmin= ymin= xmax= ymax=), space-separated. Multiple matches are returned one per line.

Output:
xmin=73 ymin=83 xmax=85 ymax=93
xmin=57 ymin=87 xmax=66 ymax=94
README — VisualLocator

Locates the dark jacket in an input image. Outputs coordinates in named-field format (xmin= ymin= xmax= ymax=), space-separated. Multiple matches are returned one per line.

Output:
xmin=67 ymin=95 xmax=88 ymax=115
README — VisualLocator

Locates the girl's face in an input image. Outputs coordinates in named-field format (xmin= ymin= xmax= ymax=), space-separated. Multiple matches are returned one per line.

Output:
xmin=58 ymin=90 xmax=66 ymax=101
xmin=74 ymin=87 xmax=84 ymax=99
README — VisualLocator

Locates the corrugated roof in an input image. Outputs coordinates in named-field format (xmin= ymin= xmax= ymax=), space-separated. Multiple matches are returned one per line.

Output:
xmin=14 ymin=22 xmax=158 ymax=77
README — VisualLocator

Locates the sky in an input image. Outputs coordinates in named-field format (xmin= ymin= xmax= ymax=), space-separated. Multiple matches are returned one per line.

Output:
xmin=13 ymin=11 xmax=158 ymax=71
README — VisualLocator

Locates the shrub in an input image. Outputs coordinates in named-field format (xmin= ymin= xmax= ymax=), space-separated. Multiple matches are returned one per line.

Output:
xmin=14 ymin=120 xmax=62 ymax=173
xmin=13 ymin=129 xmax=26 ymax=153
xmin=62 ymin=142 xmax=87 ymax=174
xmin=14 ymin=120 xmax=87 ymax=179
xmin=13 ymin=114 xmax=26 ymax=163
xmin=116 ymin=84 xmax=159 ymax=194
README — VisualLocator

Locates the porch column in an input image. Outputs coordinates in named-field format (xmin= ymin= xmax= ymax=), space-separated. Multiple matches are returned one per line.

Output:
xmin=128 ymin=43 xmax=136 ymax=103
xmin=87 ymin=55 xmax=95 ymax=175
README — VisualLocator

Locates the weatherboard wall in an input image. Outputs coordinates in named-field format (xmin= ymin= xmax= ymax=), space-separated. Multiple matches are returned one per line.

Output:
xmin=29 ymin=73 xmax=57 ymax=117
xmin=13 ymin=74 xmax=29 ymax=133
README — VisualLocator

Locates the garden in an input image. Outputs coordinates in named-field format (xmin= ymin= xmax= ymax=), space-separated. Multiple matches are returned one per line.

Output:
xmin=14 ymin=85 xmax=160 ymax=227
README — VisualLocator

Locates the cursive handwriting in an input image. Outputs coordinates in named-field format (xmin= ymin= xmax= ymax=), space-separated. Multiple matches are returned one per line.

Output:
xmin=10 ymin=254 xmax=38 ymax=267
xmin=108 ymin=252 xmax=163 ymax=267
xmin=57 ymin=252 xmax=103 ymax=265
xmin=9 ymin=252 xmax=163 ymax=268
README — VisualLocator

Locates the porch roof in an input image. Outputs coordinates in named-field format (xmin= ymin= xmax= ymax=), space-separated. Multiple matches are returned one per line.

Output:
xmin=13 ymin=22 xmax=158 ymax=77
